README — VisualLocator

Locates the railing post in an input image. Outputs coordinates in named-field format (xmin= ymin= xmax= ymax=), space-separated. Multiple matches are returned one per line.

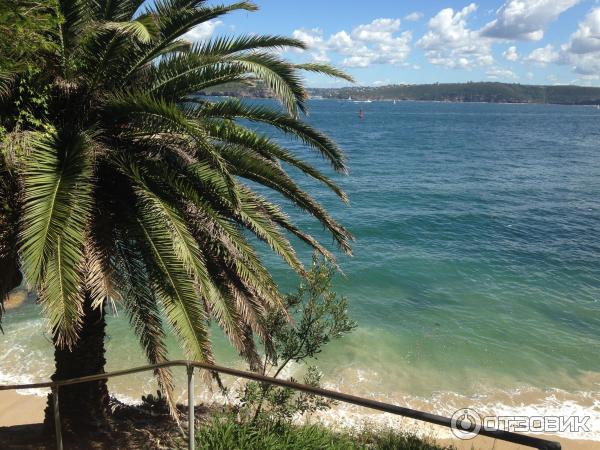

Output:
xmin=187 ymin=365 xmax=195 ymax=450
xmin=52 ymin=386 xmax=63 ymax=450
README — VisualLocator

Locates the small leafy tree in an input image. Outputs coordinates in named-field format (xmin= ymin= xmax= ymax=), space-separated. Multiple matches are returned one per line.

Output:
xmin=238 ymin=256 xmax=357 ymax=425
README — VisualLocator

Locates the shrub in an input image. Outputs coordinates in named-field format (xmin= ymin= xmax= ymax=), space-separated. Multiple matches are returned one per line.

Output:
xmin=191 ymin=418 xmax=456 ymax=450
xmin=237 ymin=256 xmax=357 ymax=425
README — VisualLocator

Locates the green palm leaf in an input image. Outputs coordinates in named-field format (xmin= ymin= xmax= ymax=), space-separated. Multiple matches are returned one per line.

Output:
xmin=100 ymin=16 xmax=159 ymax=43
xmin=20 ymin=131 xmax=94 ymax=346
xmin=195 ymin=99 xmax=348 ymax=172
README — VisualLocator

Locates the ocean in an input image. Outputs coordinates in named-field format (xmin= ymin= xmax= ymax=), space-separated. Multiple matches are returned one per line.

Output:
xmin=2 ymin=100 xmax=599 ymax=440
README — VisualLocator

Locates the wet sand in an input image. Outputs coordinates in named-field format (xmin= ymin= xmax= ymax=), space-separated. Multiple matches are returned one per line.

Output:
xmin=4 ymin=289 xmax=29 ymax=311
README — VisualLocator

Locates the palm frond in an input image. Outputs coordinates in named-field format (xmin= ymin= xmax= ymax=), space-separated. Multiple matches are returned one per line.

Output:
xmin=125 ymin=2 xmax=257 ymax=79
xmin=136 ymin=207 xmax=214 ymax=363
xmin=20 ymin=131 xmax=94 ymax=346
xmin=192 ymin=34 xmax=306 ymax=56
xmin=218 ymin=145 xmax=352 ymax=254
xmin=100 ymin=16 xmax=159 ymax=43
xmin=295 ymin=63 xmax=355 ymax=83
xmin=104 ymin=91 xmax=234 ymax=185
xmin=194 ymin=99 xmax=348 ymax=173
xmin=112 ymin=239 xmax=177 ymax=417
xmin=205 ymin=121 xmax=348 ymax=202
xmin=226 ymin=52 xmax=307 ymax=116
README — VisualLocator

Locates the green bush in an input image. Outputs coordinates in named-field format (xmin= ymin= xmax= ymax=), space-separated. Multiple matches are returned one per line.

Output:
xmin=191 ymin=418 xmax=455 ymax=450
xmin=238 ymin=256 xmax=356 ymax=425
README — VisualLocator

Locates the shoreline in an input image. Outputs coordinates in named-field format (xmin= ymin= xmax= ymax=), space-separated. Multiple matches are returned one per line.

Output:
xmin=206 ymin=92 xmax=600 ymax=107
xmin=1 ymin=390 xmax=598 ymax=449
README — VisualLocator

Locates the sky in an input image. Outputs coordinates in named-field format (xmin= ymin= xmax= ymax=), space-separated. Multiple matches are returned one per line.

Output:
xmin=185 ymin=0 xmax=600 ymax=87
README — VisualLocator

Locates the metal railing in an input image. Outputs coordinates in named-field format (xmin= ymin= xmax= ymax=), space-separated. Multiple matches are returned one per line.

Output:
xmin=0 ymin=360 xmax=562 ymax=450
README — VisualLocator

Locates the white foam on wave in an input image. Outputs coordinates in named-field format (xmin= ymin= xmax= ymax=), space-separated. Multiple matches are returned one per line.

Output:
xmin=1 ymin=320 xmax=598 ymax=442
xmin=315 ymin=379 xmax=600 ymax=442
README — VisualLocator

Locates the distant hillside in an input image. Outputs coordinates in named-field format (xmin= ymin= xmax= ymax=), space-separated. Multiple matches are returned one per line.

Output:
xmin=201 ymin=82 xmax=600 ymax=105
xmin=308 ymin=83 xmax=600 ymax=105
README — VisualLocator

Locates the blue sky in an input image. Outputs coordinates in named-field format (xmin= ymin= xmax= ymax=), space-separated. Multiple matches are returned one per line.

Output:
xmin=187 ymin=0 xmax=600 ymax=87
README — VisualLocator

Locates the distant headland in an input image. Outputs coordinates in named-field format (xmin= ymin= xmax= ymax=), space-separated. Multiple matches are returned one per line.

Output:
xmin=202 ymin=81 xmax=600 ymax=106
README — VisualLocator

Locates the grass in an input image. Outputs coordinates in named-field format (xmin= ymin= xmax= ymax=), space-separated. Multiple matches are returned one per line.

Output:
xmin=190 ymin=417 xmax=456 ymax=450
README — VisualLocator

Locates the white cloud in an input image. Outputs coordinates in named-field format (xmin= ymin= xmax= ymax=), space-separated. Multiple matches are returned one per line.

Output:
xmin=526 ymin=71 xmax=534 ymax=79
xmin=417 ymin=4 xmax=494 ymax=69
xmin=525 ymin=44 xmax=560 ymax=66
xmin=405 ymin=11 xmax=423 ymax=22
xmin=184 ymin=20 xmax=222 ymax=41
xmin=560 ymin=7 xmax=600 ymax=75
xmin=328 ymin=30 xmax=354 ymax=50
xmin=481 ymin=0 xmax=580 ymax=41
xmin=353 ymin=18 xmax=401 ymax=43
xmin=515 ymin=7 xmax=600 ymax=82
xmin=568 ymin=7 xmax=600 ymax=54
xmin=503 ymin=45 xmax=519 ymax=61
xmin=292 ymin=28 xmax=330 ymax=62
xmin=486 ymin=67 xmax=518 ymax=80
xmin=292 ymin=18 xmax=412 ymax=68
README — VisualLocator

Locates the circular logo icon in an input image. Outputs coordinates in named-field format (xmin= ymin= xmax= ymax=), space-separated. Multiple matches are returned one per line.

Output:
xmin=450 ymin=408 xmax=482 ymax=440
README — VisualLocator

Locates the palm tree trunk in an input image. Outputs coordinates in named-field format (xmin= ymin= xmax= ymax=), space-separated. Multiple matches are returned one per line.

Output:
xmin=44 ymin=294 xmax=111 ymax=434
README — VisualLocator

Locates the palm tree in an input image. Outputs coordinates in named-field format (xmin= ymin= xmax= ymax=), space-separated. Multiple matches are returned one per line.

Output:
xmin=0 ymin=0 xmax=353 ymax=433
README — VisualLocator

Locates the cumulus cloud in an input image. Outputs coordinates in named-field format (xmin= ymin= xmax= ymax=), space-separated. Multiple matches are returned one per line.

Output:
xmin=184 ymin=20 xmax=222 ymax=41
xmin=292 ymin=28 xmax=330 ymax=62
xmin=525 ymin=44 xmax=560 ymax=66
xmin=405 ymin=12 xmax=423 ymax=22
xmin=481 ymin=0 xmax=580 ymax=41
xmin=560 ymin=7 xmax=600 ymax=75
xmin=417 ymin=4 xmax=494 ymax=69
xmin=515 ymin=6 xmax=600 ymax=80
xmin=503 ymin=45 xmax=519 ymax=61
xmin=353 ymin=18 xmax=401 ymax=43
xmin=292 ymin=18 xmax=412 ymax=68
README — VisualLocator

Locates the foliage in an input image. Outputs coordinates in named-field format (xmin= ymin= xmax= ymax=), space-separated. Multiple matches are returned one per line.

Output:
xmin=0 ymin=0 xmax=60 ymax=72
xmin=189 ymin=417 xmax=455 ymax=450
xmin=0 ymin=0 xmax=353 ymax=414
xmin=238 ymin=256 xmax=357 ymax=425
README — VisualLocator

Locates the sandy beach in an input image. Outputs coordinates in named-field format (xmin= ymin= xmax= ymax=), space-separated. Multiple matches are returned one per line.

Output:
xmin=0 ymin=390 xmax=597 ymax=449
xmin=0 ymin=390 xmax=46 ymax=427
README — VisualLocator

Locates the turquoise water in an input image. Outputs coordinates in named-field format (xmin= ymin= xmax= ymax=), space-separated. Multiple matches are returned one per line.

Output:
xmin=2 ymin=101 xmax=600 ymax=437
